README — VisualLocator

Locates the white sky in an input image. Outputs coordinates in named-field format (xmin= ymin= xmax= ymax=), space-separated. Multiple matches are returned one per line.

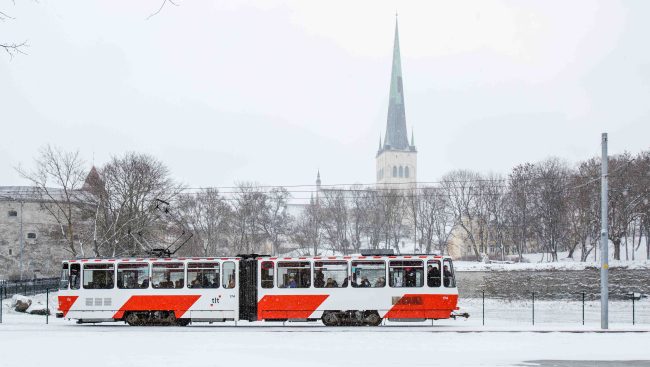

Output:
xmin=1 ymin=0 xmax=649 ymax=189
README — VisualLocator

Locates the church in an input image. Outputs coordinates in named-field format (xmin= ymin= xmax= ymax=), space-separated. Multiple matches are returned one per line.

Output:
xmin=316 ymin=18 xmax=417 ymax=189
xmin=376 ymin=18 xmax=417 ymax=188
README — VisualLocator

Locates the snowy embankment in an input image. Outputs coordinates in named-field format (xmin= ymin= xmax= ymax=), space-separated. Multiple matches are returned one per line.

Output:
xmin=455 ymin=259 xmax=650 ymax=272
xmin=455 ymin=248 xmax=650 ymax=272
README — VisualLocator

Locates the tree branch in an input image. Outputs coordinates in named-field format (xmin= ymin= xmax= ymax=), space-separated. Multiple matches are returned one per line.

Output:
xmin=147 ymin=0 xmax=178 ymax=20
xmin=1 ymin=41 xmax=27 ymax=59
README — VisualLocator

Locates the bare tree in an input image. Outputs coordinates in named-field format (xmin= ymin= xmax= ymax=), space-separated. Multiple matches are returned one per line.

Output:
xmin=177 ymin=188 xmax=231 ymax=256
xmin=530 ymin=158 xmax=571 ymax=262
xmin=87 ymin=152 xmax=182 ymax=256
xmin=230 ymin=183 xmax=268 ymax=254
xmin=292 ymin=195 xmax=322 ymax=255
xmin=347 ymin=185 xmax=368 ymax=253
xmin=379 ymin=189 xmax=408 ymax=253
xmin=417 ymin=187 xmax=454 ymax=255
xmin=17 ymin=145 xmax=91 ymax=257
xmin=261 ymin=187 xmax=293 ymax=255
xmin=320 ymin=189 xmax=350 ymax=254
xmin=506 ymin=163 xmax=535 ymax=261
xmin=442 ymin=170 xmax=482 ymax=260
xmin=482 ymin=173 xmax=508 ymax=260
xmin=362 ymin=189 xmax=384 ymax=250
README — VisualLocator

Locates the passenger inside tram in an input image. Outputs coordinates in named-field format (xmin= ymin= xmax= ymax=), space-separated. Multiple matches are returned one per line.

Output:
xmin=314 ymin=270 xmax=325 ymax=288
xmin=443 ymin=265 xmax=453 ymax=287
xmin=324 ymin=277 xmax=338 ymax=288
xmin=358 ymin=276 xmax=371 ymax=287
xmin=427 ymin=263 xmax=441 ymax=287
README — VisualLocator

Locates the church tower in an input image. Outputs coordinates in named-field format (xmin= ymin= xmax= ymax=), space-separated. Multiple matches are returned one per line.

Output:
xmin=376 ymin=17 xmax=417 ymax=187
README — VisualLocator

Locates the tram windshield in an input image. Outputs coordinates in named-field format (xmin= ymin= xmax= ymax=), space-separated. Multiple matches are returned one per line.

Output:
xmin=60 ymin=263 xmax=69 ymax=289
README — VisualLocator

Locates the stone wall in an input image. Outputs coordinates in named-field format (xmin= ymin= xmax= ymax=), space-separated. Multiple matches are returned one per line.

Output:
xmin=0 ymin=200 xmax=68 ymax=280
xmin=456 ymin=268 xmax=650 ymax=300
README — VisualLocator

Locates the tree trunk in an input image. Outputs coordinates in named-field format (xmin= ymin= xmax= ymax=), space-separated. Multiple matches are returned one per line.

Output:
xmin=613 ymin=238 xmax=621 ymax=260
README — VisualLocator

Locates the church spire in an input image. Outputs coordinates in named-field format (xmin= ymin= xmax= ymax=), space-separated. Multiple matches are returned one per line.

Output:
xmin=411 ymin=128 xmax=415 ymax=146
xmin=383 ymin=16 xmax=409 ymax=151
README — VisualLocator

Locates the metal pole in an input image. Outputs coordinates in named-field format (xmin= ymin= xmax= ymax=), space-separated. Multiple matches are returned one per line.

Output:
xmin=532 ymin=292 xmax=535 ymax=325
xmin=632 ymin=296 xmax=635 ymax=326
xmin=46 ymin=288 xmax=49 ymax=325
xmin=582 ymin=292 xmax=585 ymax=326
xmin=482 ymin=290 xmax=485 ymax=326
xmin=601 ymin=132 xmax=609 ymax=330
xmin=0 ymin=286 xmax=3 ymax=324
xmin=19 ymin=200 xmax=24 ymax=281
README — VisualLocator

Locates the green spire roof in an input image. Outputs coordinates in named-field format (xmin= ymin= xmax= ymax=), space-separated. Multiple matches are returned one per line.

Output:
xmin=382 ymin=17 xmax=410 ymax=151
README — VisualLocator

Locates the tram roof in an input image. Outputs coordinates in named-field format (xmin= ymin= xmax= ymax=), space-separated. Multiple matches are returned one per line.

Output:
xmin=63 ymin=254 xmax=449 ymax=263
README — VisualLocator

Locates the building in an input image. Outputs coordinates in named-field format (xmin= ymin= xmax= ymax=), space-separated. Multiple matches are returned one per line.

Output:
xmin=0 ymin=187 xmax=69 ymax=280
xmin=376 ymin=18 xmax=417 ymax=187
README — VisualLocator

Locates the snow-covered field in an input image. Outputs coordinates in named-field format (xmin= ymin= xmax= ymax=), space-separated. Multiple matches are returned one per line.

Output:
xmin=2 ymin=293 xmax=650 ymax=366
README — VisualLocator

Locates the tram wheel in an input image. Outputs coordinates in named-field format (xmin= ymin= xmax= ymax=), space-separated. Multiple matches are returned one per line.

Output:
xmin=321 ymin=312 xmax=340 ymax=326
xmin=364 ymin=311 xmax=382 ymax=326
xmin=175 ymin=318 xmax=190 ymax=326
xmin=125 ymin=312 xmax=141 ymax=326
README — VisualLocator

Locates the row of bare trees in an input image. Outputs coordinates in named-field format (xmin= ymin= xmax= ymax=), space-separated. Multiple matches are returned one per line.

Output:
xmin=19 ymin=146 xmax=650 ymax=261
xmin=19 ymin=146 xmax=181 ymax=258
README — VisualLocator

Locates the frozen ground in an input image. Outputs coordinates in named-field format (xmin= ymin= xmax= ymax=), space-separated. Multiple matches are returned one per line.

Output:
xmin=1 ymin=294 xmax=650 ymax=366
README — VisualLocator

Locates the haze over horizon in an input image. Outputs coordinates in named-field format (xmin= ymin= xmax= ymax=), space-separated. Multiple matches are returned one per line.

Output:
xmin=2 ymin=0 xmax=649 ymax=189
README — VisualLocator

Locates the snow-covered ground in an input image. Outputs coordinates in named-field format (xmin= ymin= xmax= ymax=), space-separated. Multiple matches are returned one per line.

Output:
xmin=2 ymin=293 xmax=649 ymax=366
xmin=455 ymin=247 xmax=650 ymax=272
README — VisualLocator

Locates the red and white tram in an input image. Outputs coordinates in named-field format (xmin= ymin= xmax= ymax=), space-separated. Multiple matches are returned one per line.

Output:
xmin=57 ymin=254 xmax=461 ymax=326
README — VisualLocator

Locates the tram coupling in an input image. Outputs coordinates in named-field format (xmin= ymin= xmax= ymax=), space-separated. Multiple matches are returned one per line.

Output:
xmin=450 ymin=312 xmax=470 ymax=319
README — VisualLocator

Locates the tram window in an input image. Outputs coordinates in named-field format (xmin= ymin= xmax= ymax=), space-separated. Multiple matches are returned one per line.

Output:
xmin=117 ymin=263 xmax=150 ymax=289
xmin=223 ymin=261 xmax=236 ymax=289
xmin=152 ymin=263 xmax=185 ymax=289
xmin=427 ymin=260 xmax=441 ymax=287
xmin=261 ymin=261 xmax=274 ymax=289
xmin=351 ymin=261 xmax=385 ymax=288
xmin=187 ymin=262 xmax=219 ymax=288
xmin=70 ymin=263 xmax=81 ymax=290
xmin=314 ymin=261 xmax=348 ymax=288
xmin=443 ymin=259 xmax=456 ymax=288
xmin=277 ymin=262 xmax=311 ymax=288
xmin=389 ymin=260 xmax=424 ymax=288
xmin=83 ymin=264 xmax=115 ymax=289
xmin=60 ymin=263 xmax=69 ymax=290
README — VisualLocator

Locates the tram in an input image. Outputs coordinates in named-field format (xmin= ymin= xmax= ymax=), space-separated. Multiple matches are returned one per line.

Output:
xmin=57 ymin=253 xmax=463 ymax=326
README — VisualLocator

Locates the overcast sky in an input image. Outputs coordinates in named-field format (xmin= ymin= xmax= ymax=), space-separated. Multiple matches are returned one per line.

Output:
xmin=2 ymin=0 xmax=649 ymax=190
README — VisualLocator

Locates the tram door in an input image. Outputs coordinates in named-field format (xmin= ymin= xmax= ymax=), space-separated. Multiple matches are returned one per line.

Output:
xmin=238 ymin=257 xmax=258 ymax=322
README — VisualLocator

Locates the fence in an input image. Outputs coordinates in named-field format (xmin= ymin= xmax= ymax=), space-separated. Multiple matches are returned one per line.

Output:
xmin=465 ymin=290 xmax=649 ymax=327
xmin=1 ymin=283 xmax=647 ymax=327
xmin=0 ymin=278 xmax=60 ymax=299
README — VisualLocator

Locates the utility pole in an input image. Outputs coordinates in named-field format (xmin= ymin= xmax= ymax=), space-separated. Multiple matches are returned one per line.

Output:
xmin=600 ymin=133 xmax=609 ymax=330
